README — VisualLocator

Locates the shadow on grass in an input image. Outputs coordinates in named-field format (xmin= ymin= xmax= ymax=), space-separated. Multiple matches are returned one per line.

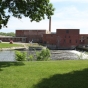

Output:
xmin=33 ymin=68 xmax=88 ymax=88
xmin=0 ymin=61 xmax=25 ymax=71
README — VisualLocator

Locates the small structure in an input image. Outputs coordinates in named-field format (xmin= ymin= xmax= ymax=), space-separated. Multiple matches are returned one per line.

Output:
xmin=10 ymin=40 xmax=13 ymax=44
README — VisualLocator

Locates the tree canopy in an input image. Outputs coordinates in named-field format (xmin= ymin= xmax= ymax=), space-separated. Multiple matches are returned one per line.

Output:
xmin=0 ymin=32 xmax=15 ymax=36
xmin=0 ymin=0 xmax=55 ymax=29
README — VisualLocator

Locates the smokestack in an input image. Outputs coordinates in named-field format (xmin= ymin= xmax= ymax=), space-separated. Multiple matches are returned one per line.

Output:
xmin=49 ymin=17 xmax=51 ymax=33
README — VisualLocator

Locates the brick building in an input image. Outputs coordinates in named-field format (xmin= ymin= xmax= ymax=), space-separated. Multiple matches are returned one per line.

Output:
xmin=16 ymin=30 xmax=50 ymax=43
xmin=1 ymin=28 xmax=88 ymax=49
xmin=79 ymin=34 xmax=88 ymax=45
xmin=43 ymin=29 xmax=79 ymax=49
xmin=0 ymin=36 xmax=27 ymax=43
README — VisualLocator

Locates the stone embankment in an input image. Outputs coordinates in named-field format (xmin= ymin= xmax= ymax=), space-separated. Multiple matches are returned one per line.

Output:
xmin=0 ymin=47 xmax=26 ymax=51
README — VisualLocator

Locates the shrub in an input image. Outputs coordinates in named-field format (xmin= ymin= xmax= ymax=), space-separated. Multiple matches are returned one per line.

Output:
xmin=15 ymin=51 xmax=27 ymax=61
xmin=36 ymin=48 xmax=51 ymax=61
xmin=28 ymin=54 xmax=34 ymax=61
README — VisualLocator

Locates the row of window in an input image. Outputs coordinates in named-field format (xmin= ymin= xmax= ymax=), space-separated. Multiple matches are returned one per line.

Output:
xmin=64 ymin=40 xmax=78 ymax=43
xmin=64 ymin=36 xmax=88 ymax=39
xmin=81 ymin=36 xmax=88 ymax=39
xmin=0 ymin=38 xmax=21 ymax=41
xmin=64 ymin=36 xmax=71 ymax=38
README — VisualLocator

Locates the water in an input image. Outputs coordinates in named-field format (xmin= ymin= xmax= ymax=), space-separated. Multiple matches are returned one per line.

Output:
xmin=0 ymin=51 xmax=16 ymax=61
xmin=0 ymin=50 xmax=87 ymax=61
xmin=50 ymin=50 xmax=78 ymax=60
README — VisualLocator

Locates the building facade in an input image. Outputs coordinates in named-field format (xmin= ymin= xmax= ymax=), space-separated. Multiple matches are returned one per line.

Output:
xmin=43 ymin=29 xmax=79 ymax=49
xmin=0 ymin=37 xmax=27 ymax=42
xmin=1 ymin=29 xmax=88 ymax=49
xmin=16 ymin=30 xmax=50 ymax=43
xmin=79 ymin=34 xmax=88 ymax=45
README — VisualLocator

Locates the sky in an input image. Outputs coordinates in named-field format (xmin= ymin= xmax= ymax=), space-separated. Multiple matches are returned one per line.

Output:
xmin=1 ymin=0 xmax=88 ymax=34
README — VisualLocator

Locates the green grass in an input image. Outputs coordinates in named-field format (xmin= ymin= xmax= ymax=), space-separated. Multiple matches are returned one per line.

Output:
xmin=0 ymin=43 xmax=23 ymax=48
xmin=0 ymin=60 xmax=88 ymax=88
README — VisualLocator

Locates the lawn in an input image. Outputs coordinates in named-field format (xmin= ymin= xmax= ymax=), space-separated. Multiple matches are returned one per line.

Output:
xmin=0 ymin=60 xmax=88 ymax=88
xmin=0 ymin=43 xmax=23 ymax=48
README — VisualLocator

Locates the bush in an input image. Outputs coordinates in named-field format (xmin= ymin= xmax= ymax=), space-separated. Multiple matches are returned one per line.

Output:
xmin=28 ymin=54 xmax=34 ymax=61
xmin=36 ymin=48 xmax=51 ymax=61
xmin=15 ymin=51 xmax=27 ymax=61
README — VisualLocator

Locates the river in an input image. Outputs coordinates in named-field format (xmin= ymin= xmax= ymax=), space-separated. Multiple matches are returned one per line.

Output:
xmin=0 ymin=50 xmax=88 ymax=61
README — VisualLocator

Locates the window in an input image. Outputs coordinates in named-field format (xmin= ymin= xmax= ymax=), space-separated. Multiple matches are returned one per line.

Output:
xmin=66 ymin=30 xmax=69 ymax=33
xmin=69 ymin=40 xmax=71 ymax=43
xmin=64 ymin=39 xmax=66 ymax=42
xmin=81 ymin=36 xmax=84 ymax=39
xmin=76 ymin=40 xmax=77 ymax=43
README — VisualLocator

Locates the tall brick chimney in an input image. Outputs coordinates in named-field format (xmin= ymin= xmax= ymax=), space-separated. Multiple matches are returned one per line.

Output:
xmin=49 ymin=17 xmax=51 ymax=33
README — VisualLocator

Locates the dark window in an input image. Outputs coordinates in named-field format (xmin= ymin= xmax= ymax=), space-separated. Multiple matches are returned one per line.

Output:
xmin=64 ymin=39 xmax=66 ymax=42
xmin=69 ymin=40 xmax=71 ymax=43
xmin=44 ymin=41 xmax=46 ymax=44
xmin=66 ymin=30 xmax=69 ymax=33
xmin=81 ymin=36 xmax=84 ymax=39
xmin=76 ymin=40 xmax=77 ymax=43
xmin=87 ymin=37 xmax=88 ymax=39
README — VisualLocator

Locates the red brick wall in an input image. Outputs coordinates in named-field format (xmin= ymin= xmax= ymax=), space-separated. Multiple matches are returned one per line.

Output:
xmin=15 ymin=29 xmax=88 ymax=49
xmin=0 ymin=37 xmax=27 ymax=42
xmin=56 ymin=29 xmax=79 ymax=48
xmin=43 ymin=29 xmax=80 ymax=49
xmin=16 ymin=30 xmax=47 ymax=42
xmin=79 ymin=34 xmax=88 ymax=45
xmin=43 ymin=34 xmax=57 ymax=45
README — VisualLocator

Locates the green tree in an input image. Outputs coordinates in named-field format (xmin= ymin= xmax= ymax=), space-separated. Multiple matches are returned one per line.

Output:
xmin=36 ymin=48 xmax=51 ymax=61
xmin=0 ymin=32 xmax=15 ymax=36
xmin=6 ymin=32 xmax=15 ymax=36
xmin=0 ymin=0 xmax=55 ymax=29
xmin=15 ymin=51 xmax=27 ymax=61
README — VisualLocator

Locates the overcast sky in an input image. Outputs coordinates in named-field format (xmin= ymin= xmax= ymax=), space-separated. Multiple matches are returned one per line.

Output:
xmin=1 ymin=0 xmax=88 ymax=34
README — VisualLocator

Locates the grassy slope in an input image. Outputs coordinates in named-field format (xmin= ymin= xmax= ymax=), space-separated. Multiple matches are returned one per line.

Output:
xmin=0 ymin=43 xmax=23 ymax=48
xmin=0 ymin=60 xmax=88 ymax=88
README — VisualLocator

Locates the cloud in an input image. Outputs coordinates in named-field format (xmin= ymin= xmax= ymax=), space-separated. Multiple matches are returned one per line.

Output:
xmin=51 ymin=19 xmax=88 ymax=34
xmin=54 ymin=6 xmax=88 ymax=20
xmin=50 ymin=5 xmax=88 ymax=33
